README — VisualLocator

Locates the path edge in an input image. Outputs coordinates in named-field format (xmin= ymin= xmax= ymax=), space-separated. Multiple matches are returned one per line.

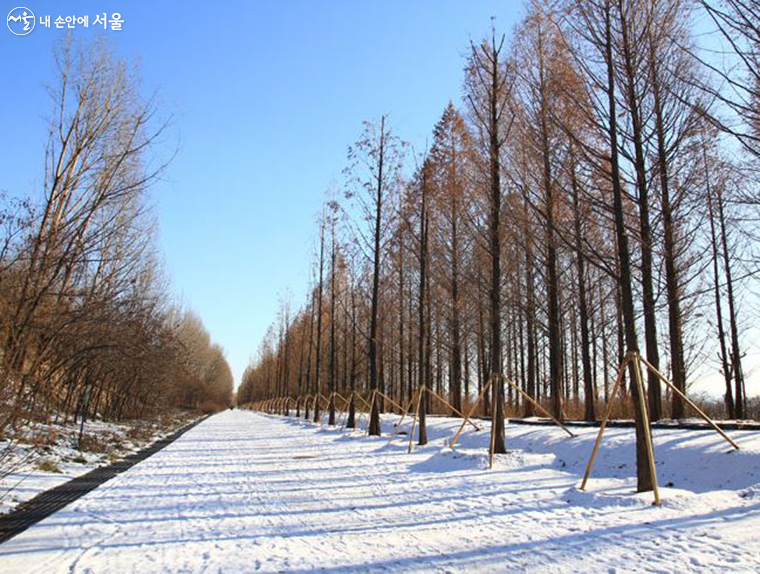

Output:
xmin=0 ymin=413 xmax=211 ymax=545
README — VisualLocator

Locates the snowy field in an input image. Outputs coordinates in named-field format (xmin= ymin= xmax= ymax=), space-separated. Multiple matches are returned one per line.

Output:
xmin=0 ymin=409 xmax=758 ymax=573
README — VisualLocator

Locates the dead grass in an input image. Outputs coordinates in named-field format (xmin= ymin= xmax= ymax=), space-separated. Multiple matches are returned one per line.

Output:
xmin=36 ymin=459 xmax=62 ymax=473
xmin=126 ymin=425 xmax=154 ymax=442
xmin=78 ymin=433 xmax=112 ymax=454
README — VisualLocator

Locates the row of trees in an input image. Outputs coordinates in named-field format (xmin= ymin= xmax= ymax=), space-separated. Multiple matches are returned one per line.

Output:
xmin=0 ymin=38 xmax=232 ymax=434
xmin=240 ymin=0 xmax=758 ymax=491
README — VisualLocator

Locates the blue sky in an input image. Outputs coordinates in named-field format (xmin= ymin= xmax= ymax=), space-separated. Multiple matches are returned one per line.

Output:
xmin=1 ymin=1 xmax=523 ymax=385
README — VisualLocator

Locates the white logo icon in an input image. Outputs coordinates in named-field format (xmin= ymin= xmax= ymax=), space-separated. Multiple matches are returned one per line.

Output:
xmin=7 ymin=7 xmax=35 ymax=35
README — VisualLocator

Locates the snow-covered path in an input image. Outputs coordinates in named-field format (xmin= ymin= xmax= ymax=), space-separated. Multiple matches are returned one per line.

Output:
xmin=1 ymin=409 xmax=759 ymax=573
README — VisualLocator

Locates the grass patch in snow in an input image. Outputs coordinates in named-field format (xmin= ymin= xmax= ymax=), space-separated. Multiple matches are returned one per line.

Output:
xmin=36 ymin=459 xmax=62 ymax=473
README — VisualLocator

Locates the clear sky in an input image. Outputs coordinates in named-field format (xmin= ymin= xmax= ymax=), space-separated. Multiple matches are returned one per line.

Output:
xmin=1 ymin=1 xmax=523 ymax=386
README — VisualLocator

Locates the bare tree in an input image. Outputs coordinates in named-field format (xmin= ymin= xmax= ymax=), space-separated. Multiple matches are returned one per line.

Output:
xmin=344 ymin=116 xmax=406 ymax=436
xmin=465 ymin=24 xmax=517 ymax=454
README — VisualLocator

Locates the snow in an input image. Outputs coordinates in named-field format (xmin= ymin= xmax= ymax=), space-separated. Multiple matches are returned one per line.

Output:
xmin=0 ymin=413 xmax=196 ymax=515
xmin=0 ymin=409 xmax=758 ymax=573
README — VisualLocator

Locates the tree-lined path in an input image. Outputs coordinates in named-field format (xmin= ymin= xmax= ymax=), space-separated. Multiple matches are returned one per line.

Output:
xmin=1 ymin=410 xmax=758 ymax=573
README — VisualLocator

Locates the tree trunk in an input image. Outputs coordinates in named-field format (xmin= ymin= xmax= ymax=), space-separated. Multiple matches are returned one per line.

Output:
xmin=487 ymin=41 xmax=506 ymax=455
xmin=617 ymin=0 xmax=662 ymax=421
xmin=570 ymin=145 xmax=595 ymax=421
xmin=716 ymin=182 xmax=746 ymax=418
xmin=328 ymin=222 xmax=337 ymax=426
xmin=368 ymin=117 xmax=386 ymax=437
xmin=706 ymin=171 xmax=734 ymax=418
xmin=605 ymin=1 xmax=653 ymax=492
xmin=314 ymin=222 xmax=325 ymax=424
xmin=418 ymin=167 xmax=430 ymax=446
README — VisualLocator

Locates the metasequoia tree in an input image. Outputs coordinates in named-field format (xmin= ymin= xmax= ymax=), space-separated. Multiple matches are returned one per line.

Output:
xmin=565 ymin=0 xmax=661 ymax=490
xmin=343 ymin=116 xmax=406 ymax=436
xmin=413 ymin=161 xmax=432 ymax=445
xmin=513 ymin=0 xmax=571 ymax=420
xmin=464 ymin=25 xmax=517 ymax=454
xmin=313 ymin=219 xmax=326 ymax=423
xmin=327 ymin=201 xmax=341 ymax=425
xmin=429 ymin=104 xmax=474 ymax=415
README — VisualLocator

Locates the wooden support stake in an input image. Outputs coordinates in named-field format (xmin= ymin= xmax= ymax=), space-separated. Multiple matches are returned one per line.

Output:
xmin=408 ymin=387 xmax=424 ymax=454
xmin=638 ymin=355 xmax=739 ymax=450
xmin=365 ymin=390 xmax=378 ymax=436
xmin=428 ymin=389 xmax=481 ymax=431
xmin=489 ymin=393 xmax=497 ymax=470
xmin=580 ymin=354 xmax=630 ymax=490
xmin=500 ymin=375 xmax=574 ymax=437
xmin=376 ymin=390 xmax=406 ymax=414
xmin=334 ymin=392 xmax=349 ymax=411
xmin=387 ymin=389 xmax=420 ymax=445
xmin=355 ymin=393 xmax=372 ymax=412
xmin=450 ymin=377 xmax=494 ymax=450
xmin=633 ymin=353 xmax=661 ymax=506
xmin=394 ymin=394 xmax=418 ymax=429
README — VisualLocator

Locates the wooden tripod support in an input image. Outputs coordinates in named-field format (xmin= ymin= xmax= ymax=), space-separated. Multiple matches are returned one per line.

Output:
xmin=500 ymin=374 xmax=574 ymax=438
xmin=449 ymin=373 xmax=575 ymax=468
xmin=428 ymin=389 xmax=482 ymax=432
xmin=365 ymin=390 xmax=379 ymax=436
xmin=408 ymin=387 xmax=424 ymax=454
xmin=375 ymin=390 xmax=406 ymax=413
xmin=386 ymin=390 xmax=422 ymax=445
xmin=353 ymin=392 xmax=373 ymax=430
xmin=334 ymin=392 xmax=349 ymax=411
xmin=384 ymin=387 xmax=483 ymax=452
xmin=318 ymin=393 xmax=335 ymax=427
xmin=339 ymin=391 xmax=357 ymax=430
xmin=450 ymin=377 xmax=495 ymax=450
xmin=580 ymin=352 xmax=739 ymax=506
